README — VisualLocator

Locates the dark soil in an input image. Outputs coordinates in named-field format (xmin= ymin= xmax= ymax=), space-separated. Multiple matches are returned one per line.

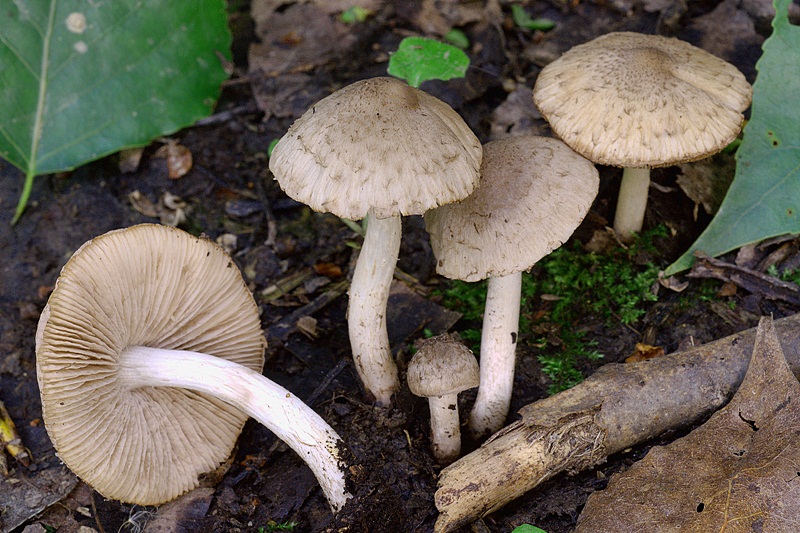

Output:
xmin=1 ymin=1 xmax=797 ymax=532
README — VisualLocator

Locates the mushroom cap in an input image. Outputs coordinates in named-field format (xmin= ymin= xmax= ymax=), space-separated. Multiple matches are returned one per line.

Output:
xmin=407 ymin=334 xmax=480 ymax=397
xmin=532 ymin=32 xmax=753 ymax=168
xmin=269 ymin=76 xmax=482 ymax=220
xmin=425 ymin=135 xmax=599 ymax=282
xmin=35 ymin=224 xmax=266 ymax=505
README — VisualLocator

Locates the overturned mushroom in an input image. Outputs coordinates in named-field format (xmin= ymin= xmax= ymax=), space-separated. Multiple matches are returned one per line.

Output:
xmin=425 ymin=135 xmax=599 ymax=437
xmin=533 ymin=32 xmax=752 ymax=242
xmin=35 ymin=224 xmax=351 ymax=511
xmin=270 ymin=77 xmax=482 ymax=405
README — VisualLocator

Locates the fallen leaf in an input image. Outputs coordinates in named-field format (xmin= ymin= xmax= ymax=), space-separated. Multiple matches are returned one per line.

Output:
xmin=624 ymin=343 xmax=664 ymax=363
xmin=676 ymin=153 xmax=736 ymax=216
xmin=575 ymin=316 xmax=800 ymax=533
xmin=249 ymin=3 xmax=339 ymax=76
xmin=154 ymin=140 xmax=193 ymax=179
xmin=489 ymin=85 xmax=545 ymax=140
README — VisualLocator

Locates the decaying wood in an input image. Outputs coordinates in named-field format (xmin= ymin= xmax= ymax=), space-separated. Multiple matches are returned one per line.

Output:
xmin=434 ymin=313 xmax=800 ymax=533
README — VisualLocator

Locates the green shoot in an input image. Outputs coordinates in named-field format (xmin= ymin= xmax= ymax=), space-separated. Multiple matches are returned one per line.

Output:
xmin=387 ymin=36 xmax=470 ymax=88
xmin=510 ymin=5 xmax=556 ymax=31
xmin=444 ymin=29 xmax=470 ymax=49
xmin=340 ymin=6 xmax=371 ymax=24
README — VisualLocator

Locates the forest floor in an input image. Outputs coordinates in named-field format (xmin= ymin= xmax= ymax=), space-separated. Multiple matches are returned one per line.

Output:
xmin=1 ymin=1 xmax=798 ymax=532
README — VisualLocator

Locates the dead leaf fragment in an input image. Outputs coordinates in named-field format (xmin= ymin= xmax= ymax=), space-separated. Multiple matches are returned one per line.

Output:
xmin=624 ymin=343 xmax=664 ymax=363
xmin=576 ymin=316 xmax=800 ymax=533
xmin=676 ymin=153 xmax=736 ymax=216
xmin=154 ymin=139 xmax=193 ymax=179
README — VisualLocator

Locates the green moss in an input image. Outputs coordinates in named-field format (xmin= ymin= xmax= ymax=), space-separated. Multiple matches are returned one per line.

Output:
xmin=436 ymin=226 xmax=666 ymax=394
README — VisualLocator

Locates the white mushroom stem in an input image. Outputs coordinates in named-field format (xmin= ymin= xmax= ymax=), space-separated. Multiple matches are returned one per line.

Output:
xmin=468 ymin=272 xmax=522 ymax=438
xmin=118 ymin=345 xmax=352 ymax=513
xmin=427 ymin=394 xmax=462 ymax=464
xmin=348 ymin=208 xmax=402 ymax=405
xmin=613 ymin=167 xmax=651 ymax=243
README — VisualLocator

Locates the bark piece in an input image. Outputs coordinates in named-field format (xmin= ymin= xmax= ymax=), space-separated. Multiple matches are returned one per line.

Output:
xmin=433 ymin=313 xmax=800 ymax=532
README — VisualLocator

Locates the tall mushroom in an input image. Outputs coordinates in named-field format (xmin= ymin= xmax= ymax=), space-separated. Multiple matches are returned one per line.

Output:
xmin=425 ymin=135 xmax=599 ymax=437
xmin=532 ymin=32 xmax=752 ymax=242
xmin=270 ymin=77 xmax=482 ymax=405
xmin=35 ymin=224 xmax=351 ymax=512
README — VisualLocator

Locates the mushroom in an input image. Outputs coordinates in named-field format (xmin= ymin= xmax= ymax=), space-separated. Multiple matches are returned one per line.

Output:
xmin=407 ymin=334 xmax=479 ymax=464
xmin=269 ymin=77 xmax=482 ymax=405
xmin=425 ymin=135 xmax=599 ymax=437
xmin=532 ymin=32 xmax=752 ymax=242
xmin=35 ymin=224 xmax=351 ymax=512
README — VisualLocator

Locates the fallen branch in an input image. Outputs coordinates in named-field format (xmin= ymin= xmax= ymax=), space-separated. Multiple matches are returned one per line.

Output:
xmin=434 ymin=313 xmax=800 ymax=532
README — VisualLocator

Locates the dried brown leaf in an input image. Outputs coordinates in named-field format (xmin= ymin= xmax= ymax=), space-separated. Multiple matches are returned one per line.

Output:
xmin=576 ymin=316 xmax=800 ymax=533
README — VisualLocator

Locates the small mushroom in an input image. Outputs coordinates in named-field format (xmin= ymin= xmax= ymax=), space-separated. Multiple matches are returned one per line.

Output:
xmin=407 ymin=334 xmax=479 ymax=464
xmin=270 ymin=77 xmax=482 ymax=405
xmin=533 ymin=32 xmax=752 ymax=242
xmin=36 ymin=224 xmax=351 ymax=512
xmin=425 ymin=135 xmax=599 ymax=437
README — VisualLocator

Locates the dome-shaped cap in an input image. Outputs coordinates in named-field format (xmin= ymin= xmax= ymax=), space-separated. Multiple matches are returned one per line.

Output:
xmin=425 ymin=136 xmax=599 ymax=282
xmin=532 ymin=32 xmax=753 ymax=168
xmin=407 ymin=334 xmax=479 ymax=397
xmin=35 ymin=224 xmax=266 ymax=505
xmin=269 ymin=77 xmax=482 ymax=220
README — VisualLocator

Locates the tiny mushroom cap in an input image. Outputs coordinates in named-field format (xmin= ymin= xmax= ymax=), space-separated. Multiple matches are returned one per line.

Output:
xmin=407 ymin=334 xmax=480 ymax=463
xmin=532 ymin=32 xmax=753 ymax=168
xmin=269 ymin=76 xmax=483 ymax=406
xmin=269 ymin=76 xmax=482 ymax=220
xmin=425 ymin=135 xmax=600 ymax=283
xmin=36 ymin=224 xmax=265 ymax=505
xmin=425 ymin=135 xmax=599 ymax=437
xmin=407 ymin=334 xmax=480 ymax=399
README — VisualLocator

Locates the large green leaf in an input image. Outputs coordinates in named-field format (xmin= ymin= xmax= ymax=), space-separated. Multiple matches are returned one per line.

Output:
xmin=0 ymin=0 xmax=231 ymax=222
xmin=665 ymin=0 xmax=800 ymax=275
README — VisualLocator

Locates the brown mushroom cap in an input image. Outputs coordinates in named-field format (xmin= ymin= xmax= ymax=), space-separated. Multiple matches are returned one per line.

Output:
xmin=35 ymin=224 xmax=266 ymax=505
xmin=532 ymin=32 xmax=753 ymax=168
xmin=407 ymin=334 xmax=480 ymax=398
xmin=425 ymin=136 xmax=599 ymax=282
xmin=269 ymin=76 xmax=482 ymax=220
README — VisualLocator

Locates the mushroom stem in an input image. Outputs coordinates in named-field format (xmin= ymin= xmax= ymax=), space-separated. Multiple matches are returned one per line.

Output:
xmin=119 ymin=345 xmax=352 ymax=513
xmin=468 ymin=272 xmax=522 ymax=438
xmin=613 ymin=167 xmax=651 ymax=243
xmin=348 ymin=208 xmax=402 ymax=405
xmin=428 ymin=394 xmax=462 ymax=464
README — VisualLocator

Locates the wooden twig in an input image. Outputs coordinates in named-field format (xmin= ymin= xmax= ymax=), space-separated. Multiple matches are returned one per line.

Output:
xmin=434 ymin=313 xmax=800 ymax=532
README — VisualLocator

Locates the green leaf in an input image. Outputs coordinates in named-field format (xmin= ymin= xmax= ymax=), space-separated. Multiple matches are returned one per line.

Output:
xmin=665 ymin=0 xmax=800 ymax=275
xmin=387 ymin=36 xmax=469 ymax=88
xmin=510 ymin=5 xmax=555 ymax=31
xmin=512 ymin=525 xmax=548 ymax=533
xmin=0 ymin=0 xmax=232 ymax=223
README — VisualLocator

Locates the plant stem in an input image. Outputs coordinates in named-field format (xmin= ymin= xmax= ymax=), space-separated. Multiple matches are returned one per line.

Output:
xmin=613 ymin=167 xmax=651 ymax=243
xmin=348 ymin=209 xmax=402 ymax=405
xmin=119 ymin=346 xmax=352 ymax=512
xmin=468 ymin=272 xmax=522 ymax=437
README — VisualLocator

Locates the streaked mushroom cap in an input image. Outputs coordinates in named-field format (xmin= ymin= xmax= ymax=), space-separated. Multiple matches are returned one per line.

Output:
xmin=425 ymin=136 xmax=599 ymax=282
xmin=532 ymin=32 xmax=753 ymax=168
xmin=407 ymin=334 xmax=479 ymax=398
xmin=269 ymin=76 xmax=482 ymax=220
xmin=35 ymin=224 xmax=266 ymax=505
